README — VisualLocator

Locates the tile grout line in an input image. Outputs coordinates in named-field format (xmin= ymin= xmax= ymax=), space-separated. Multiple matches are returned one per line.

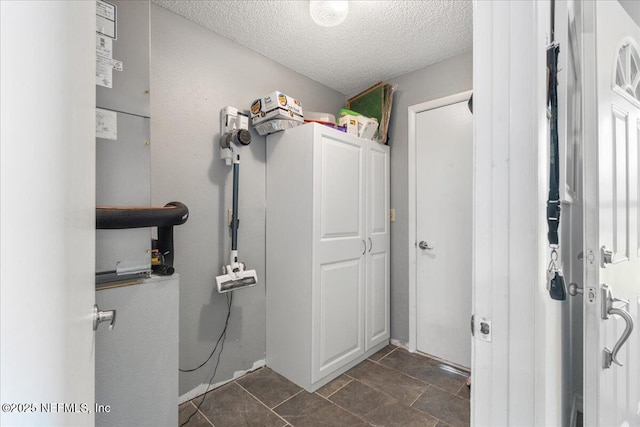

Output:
xmin=326 ymin=378 xmax=443 ymax=427
xmin=348 ymin=372 xmax=423 ymax=408
xmin=314 ymin=381 xmax=372 ymax=426
xmin=234 ymin=382 xmax=295 ymax=426
xmin=370 ymin=357 xmax=467 ymax=397
xmin=272 ymin=388 xmax=305 ymax=410
xmin=320 ymin=377 xmax=354 ymax=399
xmin=374 ymin=346 xmax=398 ymax=362
xmin=455 ymin=379 xmax=471 ymax=399
xmin=364 ymin=357 xmax=472 ymax=423
xmin=187 ymin=399 xmax=216 ymax=427
xmin=401 ymin=394 xmax=449 ymax=427
xmin=409 ymin=386 xmax=427 ymax=407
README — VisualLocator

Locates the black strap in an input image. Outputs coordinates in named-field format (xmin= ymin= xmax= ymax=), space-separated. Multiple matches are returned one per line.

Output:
xmin=546 ymin=42 xmax=560 ymax=247
xmin=546 ymin=0 xmax=565 ymax=301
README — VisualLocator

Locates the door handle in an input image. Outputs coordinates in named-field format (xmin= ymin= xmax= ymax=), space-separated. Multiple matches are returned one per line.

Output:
xmin=418 ymin=241 xmax=433 ymax=250
xmin=601 ymin=284 xmax=634 ymax=368
xmin=568 ymin=282 xmax=583 ymax=296
xmin=93 ymin=304 xmax=116 ymax=331
xmin=362 ymin=240 xmax=366 ymax=255
xmin=368 ymin=237 xmax=372 ymax=253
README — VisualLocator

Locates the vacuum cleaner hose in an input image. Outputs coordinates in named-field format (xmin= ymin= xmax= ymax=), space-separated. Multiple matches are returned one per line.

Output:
xmin=96 ymin=201 xmax=189 ymax=229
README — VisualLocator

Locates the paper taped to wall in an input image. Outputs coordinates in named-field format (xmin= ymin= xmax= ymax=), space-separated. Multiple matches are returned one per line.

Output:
xmin=96 ymin=108 xmax=117 ymax=140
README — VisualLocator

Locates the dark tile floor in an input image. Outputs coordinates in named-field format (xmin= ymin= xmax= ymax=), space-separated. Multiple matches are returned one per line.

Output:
xmin=179 ymin=345 xmax=470 ymax=427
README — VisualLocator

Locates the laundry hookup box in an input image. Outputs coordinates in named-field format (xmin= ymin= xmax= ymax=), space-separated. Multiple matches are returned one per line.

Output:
xmin=250 ymin=91 xmax=304 ymax=125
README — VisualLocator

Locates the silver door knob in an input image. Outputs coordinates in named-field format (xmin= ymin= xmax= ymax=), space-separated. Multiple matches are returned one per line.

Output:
xmin=93 ymin=304 xmax=116 ymax=331
xmin=568 ymin=282 xmax=583 ymax=296
xmin=418 ymin=241 xmax=433 ymax=250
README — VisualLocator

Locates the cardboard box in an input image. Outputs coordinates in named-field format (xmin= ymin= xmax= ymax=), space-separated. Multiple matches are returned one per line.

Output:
xmin=250 ymin=91 xmax=303 ymax=125
xmin=338 ymin=115 xmax=359 ymax=136
xmin=357 ymin=116 xmax=378 ymax=139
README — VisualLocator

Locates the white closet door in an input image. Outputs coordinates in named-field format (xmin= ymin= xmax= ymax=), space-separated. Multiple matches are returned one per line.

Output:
xmin=366 ymin=141 xmax=390 ymax=350
xmin=313 ymin=132 xmax=366 ymax=381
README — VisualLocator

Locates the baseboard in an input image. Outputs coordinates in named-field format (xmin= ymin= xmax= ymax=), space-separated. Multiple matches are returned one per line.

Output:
xmin=390 ymin=338 xmax=410 ymax=351
xmin=569 ymin=393 xmax=583 ymax=427
xmin=178 ymin=359 xmax=266 ymax=404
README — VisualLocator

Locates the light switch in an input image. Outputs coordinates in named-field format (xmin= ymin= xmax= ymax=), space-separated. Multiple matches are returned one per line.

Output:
xmin=390 ymin=208 xmax=396 ymax=222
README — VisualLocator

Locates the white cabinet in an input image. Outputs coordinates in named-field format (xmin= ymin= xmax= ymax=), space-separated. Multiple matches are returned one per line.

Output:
xmin=266 ymin=123 xmax=389 ymax=392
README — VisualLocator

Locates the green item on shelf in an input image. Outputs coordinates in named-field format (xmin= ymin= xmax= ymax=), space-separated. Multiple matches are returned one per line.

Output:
xmin=338 ymin=108 xmax=362 ymax=118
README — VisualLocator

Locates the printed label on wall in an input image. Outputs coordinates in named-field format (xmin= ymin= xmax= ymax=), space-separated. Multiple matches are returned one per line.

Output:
xmin=96 ymin=34 xmax=113 ymax=59
xmin=96 ymin=108 xmax=117 ymax=140
xmin=96 ymin=0 xmax=117 ymax=39
xmin=96 ymin=57 xmax=113 ymax=88
xmin=95 ymin=34 xmax=123 ymax=87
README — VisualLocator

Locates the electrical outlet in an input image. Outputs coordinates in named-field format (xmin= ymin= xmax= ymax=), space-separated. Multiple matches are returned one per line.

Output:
xmin=228 ymin=209 xmax=233 ymax=226
xmin=390 ymin=208 xmax=396 ymax=222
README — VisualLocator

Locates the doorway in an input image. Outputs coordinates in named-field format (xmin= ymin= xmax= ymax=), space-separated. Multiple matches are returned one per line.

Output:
xmin=408 ymin=91 xmax=474 ymax=369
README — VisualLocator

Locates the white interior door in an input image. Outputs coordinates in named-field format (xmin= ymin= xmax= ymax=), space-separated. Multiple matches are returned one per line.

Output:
xmin=416 ymin=100 xmax=473 ymax=368
xmin=0 ymin=2 xmax=96 ymax=426
xmin=583 ymin=2 xmax=640 ymax=426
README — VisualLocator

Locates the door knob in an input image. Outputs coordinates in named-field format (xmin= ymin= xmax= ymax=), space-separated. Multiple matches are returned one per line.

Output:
xmin=568 ymin=282 xmax=583 ymax=296
xmin=418 ymin=241 xmax=433 ymax=250
xmin=93 ymin=304 xmax=116 ymax=331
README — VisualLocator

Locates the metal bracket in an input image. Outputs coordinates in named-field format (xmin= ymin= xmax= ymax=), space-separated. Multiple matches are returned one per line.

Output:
xmin=473 ymin=315 xmax=492 ymax=342
xmin=601 ymin=245 xmax=627 ymax=268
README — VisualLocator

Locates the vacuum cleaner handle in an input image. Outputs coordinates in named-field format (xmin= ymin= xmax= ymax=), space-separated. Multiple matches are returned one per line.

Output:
xmin=231 ymin=159 xmax=240 ymax=251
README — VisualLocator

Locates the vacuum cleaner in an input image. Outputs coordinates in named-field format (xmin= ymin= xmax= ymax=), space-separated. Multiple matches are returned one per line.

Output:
xmin=215 ymin=106 xmax=258 ymax=293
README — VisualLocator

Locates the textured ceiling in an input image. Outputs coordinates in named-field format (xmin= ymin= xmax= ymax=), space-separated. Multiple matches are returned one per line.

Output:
xmin=153 ymin=0 xmax=473 ymax=95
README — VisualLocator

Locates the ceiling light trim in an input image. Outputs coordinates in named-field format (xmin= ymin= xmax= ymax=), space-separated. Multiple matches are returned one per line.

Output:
xmin=309 ymin=1 xmax=349 ymax=27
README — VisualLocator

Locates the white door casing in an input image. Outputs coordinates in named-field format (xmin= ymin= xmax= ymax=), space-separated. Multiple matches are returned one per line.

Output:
xmin=415 ymin=100 xmax=473 ymax=369
xmin=0 ymin=1 xmax=96 ymax=426
xmin=583 ymin=1 xmax=640 ymax=426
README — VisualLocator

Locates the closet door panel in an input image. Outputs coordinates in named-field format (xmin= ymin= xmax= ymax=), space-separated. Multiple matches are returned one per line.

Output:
xmin=313 ymin=131 xmax=366 ymax=382
xmin=366 ymin=142 xmax=390 ymax=350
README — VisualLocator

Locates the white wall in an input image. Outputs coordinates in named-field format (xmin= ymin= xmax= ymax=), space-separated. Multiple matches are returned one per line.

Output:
xmin=0 ymin=2 xmax=96 ymax=426
xmin=150 ymin=5 xmax=345 ymax=397
xmin=385 ymin=53 xmax=473 ymax=342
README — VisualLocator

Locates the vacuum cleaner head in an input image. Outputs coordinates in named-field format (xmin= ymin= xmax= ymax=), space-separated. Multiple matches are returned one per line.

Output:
xmin=215 ymin=262 xmax=258 ymax=293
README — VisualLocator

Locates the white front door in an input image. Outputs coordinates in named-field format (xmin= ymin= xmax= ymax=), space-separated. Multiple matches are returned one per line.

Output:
xmin=416 ymin=100 xmax=473 ymax=369
xmin=583 ymin=2 xmax=640 ymax=426
xmin=0 ymin=2 xmax=96 ymax=426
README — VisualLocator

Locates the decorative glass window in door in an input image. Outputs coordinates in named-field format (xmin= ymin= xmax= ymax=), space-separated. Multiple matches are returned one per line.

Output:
xmin=614 ymin=40 xmax=640 ymax=105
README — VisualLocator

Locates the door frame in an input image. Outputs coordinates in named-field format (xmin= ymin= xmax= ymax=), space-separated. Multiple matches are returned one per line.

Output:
xmin=407 ymin=90 xmax=473 ymax=353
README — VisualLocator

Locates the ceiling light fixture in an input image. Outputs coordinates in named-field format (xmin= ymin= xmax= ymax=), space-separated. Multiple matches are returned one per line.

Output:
xmin=309 ymin=1 xmax=349 ymax=27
